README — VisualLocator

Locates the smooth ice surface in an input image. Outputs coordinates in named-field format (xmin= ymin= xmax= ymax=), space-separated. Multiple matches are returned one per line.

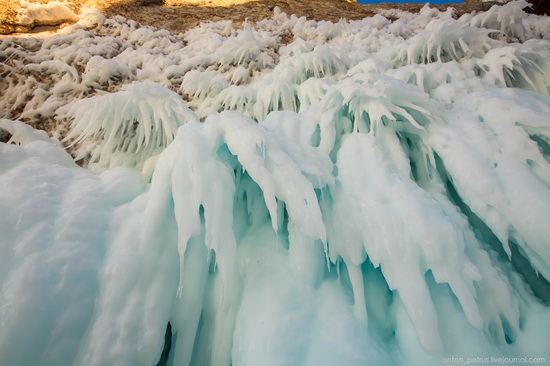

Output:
xmin=1 ymin=1 xmax=550 ymax=365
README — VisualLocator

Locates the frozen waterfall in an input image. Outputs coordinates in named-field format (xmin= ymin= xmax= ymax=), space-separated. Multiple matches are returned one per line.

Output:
xmin=1 ymin=1 xmax=550 ymax=365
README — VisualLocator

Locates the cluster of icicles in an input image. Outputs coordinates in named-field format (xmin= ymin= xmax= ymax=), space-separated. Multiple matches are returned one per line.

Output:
xmin=1 ymin=1 xmax=550 ymax=365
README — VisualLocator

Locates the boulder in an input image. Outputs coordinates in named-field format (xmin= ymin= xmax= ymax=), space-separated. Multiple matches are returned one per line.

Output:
xmin=526 ymin=0 xmax=550 ymax=15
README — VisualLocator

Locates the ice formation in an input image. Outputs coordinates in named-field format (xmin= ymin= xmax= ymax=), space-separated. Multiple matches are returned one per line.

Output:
xmin=1 ymin=1 xmax=550 ymax=365
xmin=17 ymin=0 xmax=80 ymax=27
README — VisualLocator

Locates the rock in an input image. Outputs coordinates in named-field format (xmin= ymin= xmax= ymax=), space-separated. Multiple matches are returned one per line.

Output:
xmin=14 ymin=25 xmax=32 ymax=33
xmin=135 ymin=0 xmax=165 ymax=6
xmin=0 ymin=24 xmax=15 ymax=34
xmin=526 ymin=0 xmax=550 ymax=15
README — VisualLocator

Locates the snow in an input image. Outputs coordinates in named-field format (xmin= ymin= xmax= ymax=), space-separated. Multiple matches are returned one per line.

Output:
xmin=1 ymin=1 xmax=550 ymax=366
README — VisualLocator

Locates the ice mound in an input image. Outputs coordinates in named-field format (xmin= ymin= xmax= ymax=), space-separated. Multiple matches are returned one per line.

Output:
xmin=59 ymin=80 xmax=198 ymax=172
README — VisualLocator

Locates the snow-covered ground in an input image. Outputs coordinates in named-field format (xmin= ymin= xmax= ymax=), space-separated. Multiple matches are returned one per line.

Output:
xmin=1 ymin=1 xmax=550 ymax=365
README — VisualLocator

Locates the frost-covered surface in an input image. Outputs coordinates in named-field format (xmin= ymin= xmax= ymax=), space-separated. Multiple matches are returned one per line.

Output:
xmin=1 ymin=1 xmax=550 ymax=365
